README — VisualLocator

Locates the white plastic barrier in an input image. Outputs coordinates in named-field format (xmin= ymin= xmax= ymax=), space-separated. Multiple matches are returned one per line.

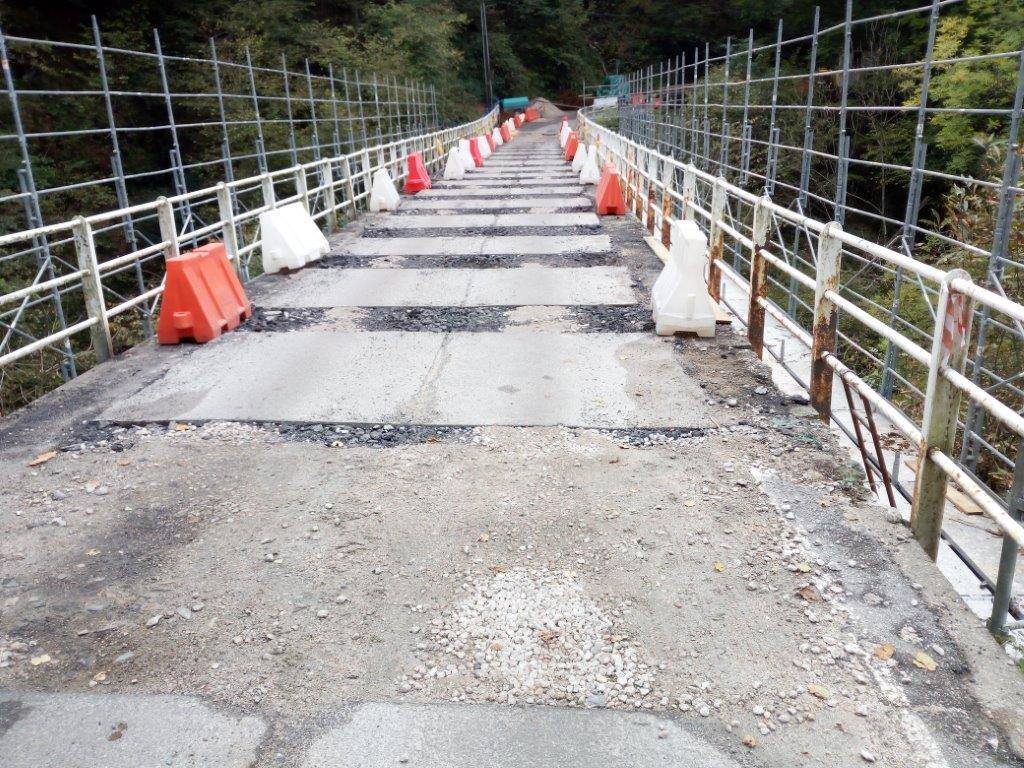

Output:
xmin=571 ymin=142 xmax=588 ymax=173
xmin=477 ymin=135 xmax=492 ymax=159
xmin=652 ymin=220 xmax=716 ymax=338
xmin=558 ymin=122 xmax=570 ymax=147
xmin=369 ymin=168 xmax=400 ymax=212
xmin=458 ymin=139 xmax=476 ymax=170
xmin=444 ymin=147 xmax=466 ymax=180
xmin=492 ymin=127 xmax=504 ymax=146
xmin=579 ymin=145 xmax=600 ymax=185
xmin=259 ymin=202 xmax=330 ymax=274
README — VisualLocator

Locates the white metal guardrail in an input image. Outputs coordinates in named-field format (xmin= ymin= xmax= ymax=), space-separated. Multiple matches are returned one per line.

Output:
xmin=579 ymin=108 xmax=1024 ymax=633
xmin=0 ymin=107 xmax=498 ymax=370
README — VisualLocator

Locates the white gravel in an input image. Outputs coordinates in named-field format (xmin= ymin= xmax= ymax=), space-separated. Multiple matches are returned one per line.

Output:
xmin=403 ymin=568 xmax=658 ymax=708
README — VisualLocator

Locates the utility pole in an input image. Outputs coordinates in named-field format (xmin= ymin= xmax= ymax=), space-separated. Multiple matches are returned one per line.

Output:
xmin=480 ymin=2 xmax=495 ymax=106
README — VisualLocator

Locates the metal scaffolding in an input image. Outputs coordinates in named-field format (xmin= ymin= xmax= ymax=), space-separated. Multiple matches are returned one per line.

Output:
xmin=0 ymin=18 xmax=441 ymax=410
xmin=611 ymin=0 xmax=1023 ymax=506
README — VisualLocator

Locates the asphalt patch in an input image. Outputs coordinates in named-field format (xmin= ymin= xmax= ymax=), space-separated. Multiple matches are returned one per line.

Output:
xmin=359 ymin=306 xmax=509 ymax=332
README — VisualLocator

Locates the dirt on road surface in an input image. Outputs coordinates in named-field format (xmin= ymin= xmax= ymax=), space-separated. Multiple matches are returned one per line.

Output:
xmin=1 ymin=118 xmax=1022 ymax=768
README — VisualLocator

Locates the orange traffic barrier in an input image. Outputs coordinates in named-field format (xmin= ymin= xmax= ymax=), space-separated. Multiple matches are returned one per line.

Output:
xmin=485 ymin=132 xmax=496 ymax=152
xmin=595 ymin=162 xmax=627 ymax=216
xmin=157 ymin=242 xmax=251 ymax=344
xmin=514 ymin=113 xmax=524 ymax=128
xmin=403 ymin=152 xmax=431 ymax=193
xmin=563 ymin=132 xmax=579 ymax=161
xmin=525 ymin=107 xmax=539 ymax=122
xmin=499 ymin=124 xmax=511 ymax=143
xmin=469 ymin=138 xmax=484 ymax=167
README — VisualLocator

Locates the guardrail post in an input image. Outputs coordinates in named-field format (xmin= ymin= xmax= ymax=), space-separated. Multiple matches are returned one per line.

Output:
xmin=341 ymin=157 xmax=356 ymax=217
xmin=989 ymin=444 xmax=1024 ymax=634
xmin=261 ymin=173 xmax=276 ymax=210
xmin=72 ymin=216 xmax=113 ymax=363
xmin=681 ymin=165 xmax=696 ymax=222
xmin=361 ymin=150 xmax=372 ymax=210
xmin=747 ymin=195 xmax=772 ymax=357
xmin=645 ymin=152 xmax=657 ymax=235
xmin=911 ymin=269 xmax=975 ymax=559
xmin=156 ymin=196 xmax=181 ymax=261
xmin=215 ymin=182 xmax=242 ymax=280
xmin=321 ymin=159 xmax=338 ymax=232
xmin=707 ymin=178 xmax=727 ymax=302
xmin=660 ymin=159 xmax=674 ymax=247
xmin=295 ymin=165 xmax=310 ymax=212
xmin=809 ymin=222 xmax=842 ymax=420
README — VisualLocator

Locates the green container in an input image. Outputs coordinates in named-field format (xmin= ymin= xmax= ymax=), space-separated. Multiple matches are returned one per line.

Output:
xmin=500 ymin=96 xmax=530 ymax=110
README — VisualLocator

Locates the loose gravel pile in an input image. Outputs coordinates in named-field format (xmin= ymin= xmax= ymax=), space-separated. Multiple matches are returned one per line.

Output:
xmin=403 ymin=568 xmax=659 ymax=708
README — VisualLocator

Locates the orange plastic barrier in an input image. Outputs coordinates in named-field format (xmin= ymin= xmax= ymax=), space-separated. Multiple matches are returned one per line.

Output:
xmin=563 ymin=132 xmax=579 ymax=161
xmin=499 ymin=124 xmax=511 ymax=143
xmin=514 ymin=113 xmax=524 ymax=128
xmin=403 ymin=152 xmax=431 ymax=193
xmin=157 ymin=243 xmax=251 ymax=344
xmin=485 ymin=133 xmax=496 ymax=152
xmin=525 ymin=107 xmax=539 ymax=122
xmin=469 ymin=138 xmax=484 ymax=167
xmin=595 ymin=162 xmax=627 ymax=216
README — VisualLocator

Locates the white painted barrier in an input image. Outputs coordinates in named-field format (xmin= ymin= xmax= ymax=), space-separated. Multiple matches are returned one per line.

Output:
xmin=579 ymin=145 xmax=600 ymax=185
xmin=652 ymin=220 xmax=716 ymax=338
xmin=559 ymin=122 xmax=570 ymax=147
xmin=444 ymin=147 xmax=466 ymax=180
xmin=259 ymin=202 xmax=330 ymax=274
xmin=492 ymin=127 xmax=504 ymax=146
xmin=571 ymin=142 xmax=587 ymax=173
xmin=477 ymin=135 xmax=492 ymax=159
xmin=369 ymin=168 xmax=401 ymax=212
xmin=458 ymin=139 xmax=475 ymax=170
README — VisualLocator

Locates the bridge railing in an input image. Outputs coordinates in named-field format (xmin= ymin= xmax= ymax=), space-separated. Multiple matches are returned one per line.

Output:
xmin=579 ymin=109 xmax=1024 ymax=633
xmin=0 ymin=19 xmax=461 ymax=412
xmin=0 ymin=106 xmax=497 ymax=385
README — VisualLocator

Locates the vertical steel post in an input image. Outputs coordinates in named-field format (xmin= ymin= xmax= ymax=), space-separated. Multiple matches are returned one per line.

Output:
xmin=765 ymin=20 xmax=783 ymax=195
xmin=95 ymin=17 xmax=150 ymax=337
xmin=328 ymin=64 xmax=342 ymax=157
xmin=0 ymin=27 xmax=76 ymax=378
xmin=305 ymin=59 xmax=321 ymax=161
xmin=988 ymin=445 xmax=1024 ymax=634
xmin=788 ymin=6 xmax=820 ymax=319
xmin=833 ymin=0 xmax=853 ymax=225
xmin=883 ymin=0 xmax=940 ymax=398
xmin=961 ymin=49 xmax=1024 ymax=469
xmin=154 ymin=30 xmax=194 ymax=240
xmin=245 ymin=47 xmax=268 ymax=173
xmin=810 ymin=222 xmax=843 ymax=419
xmin=707 ymin=178 xmax=727 ymax=302
xmin=748 ymin=195 xmax=772 ymax=357
xmin=72 ymin=217 xmax=113 ymax=363
xmin=720 ymin=37 xmax=731 ymax=177
xmin=739 ymin=29 xmax=753 ymax=185
xmin=910 ymin=271 xmax=975 ymax=559
xmin=281 ymin=54 xmax=299 ymax=166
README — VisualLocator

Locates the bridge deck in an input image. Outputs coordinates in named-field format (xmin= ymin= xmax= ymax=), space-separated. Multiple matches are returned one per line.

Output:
xmin=1 ymin=118 xmax=1021 ymax=766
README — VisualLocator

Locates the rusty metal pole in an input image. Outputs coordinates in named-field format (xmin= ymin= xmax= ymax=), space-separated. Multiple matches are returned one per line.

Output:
xmin=747 ymin=195 xmax=772 ymax=357
xmin=660 ymin=158 xmax=674 ymax=248
xmin=707 ymin=178 xmax=727 ymax=303
xmin=809 ymin=223 xmax=843 ymax=420
xmin=910 ymin=270 xmax=975 ymax=559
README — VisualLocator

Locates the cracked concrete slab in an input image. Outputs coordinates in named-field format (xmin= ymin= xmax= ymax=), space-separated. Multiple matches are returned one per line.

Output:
xmin=401 ymin=196 xmax=592 ymax=211
xmin=413 ymin=186 xmax=584 ymax=197
xmin=101 ymin=330 xmax=713 ymax=427
xmin=368 ymin=213 xmax=599 ymax=229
